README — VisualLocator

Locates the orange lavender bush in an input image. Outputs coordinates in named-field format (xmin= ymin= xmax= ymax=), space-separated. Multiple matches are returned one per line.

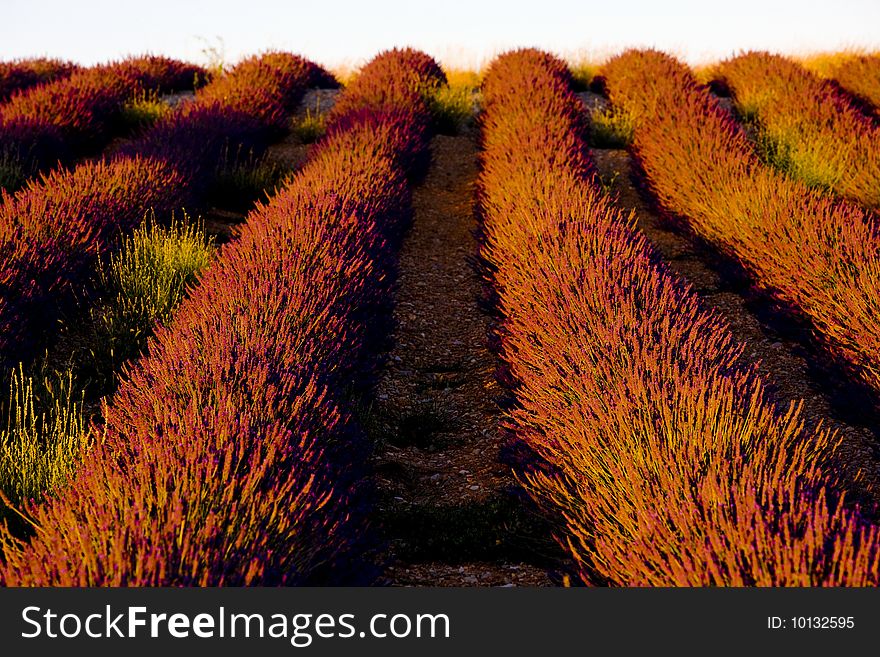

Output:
xmin=329 ymin=47 xmax=447 ymax=142
xmin=478 ymin=48 xmax=880 ymax=585
xmin=331 ymin=47 xmax=445 ymax=115
xmin=820 ymin=54 xmax=880 ymax=115
xmin=601 ymin=49 xmax=880 ymax=400
xmin=128 ymin=52 xmax=333 ymax=182
xmin=0 ymin=58 xmax=80 ymax=103
xmin=711 ymin=52 xmax=880 ymax=208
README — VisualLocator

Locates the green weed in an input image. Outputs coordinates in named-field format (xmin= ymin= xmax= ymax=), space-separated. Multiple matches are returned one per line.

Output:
xmin=119 ymin=89 xmax=171 ymax=131
xmin=90 ymin=216 xmax=214 ymax=378
xmin=429 ymin=85 xmax=476 ymax=134
xmin=0 ymin=150 xmax=28 ymax=191
xmin=209 ymin=145 xmax=286 ymax=210
xmin=293 ymin=108 xmax=326 ymax=143
xmin=589 ymin=106 xmax=635 ymax=148
xmin=198 ymin=36 xmax=227 ymax=78
xmin=0 ymin=365 xmax=90 ymax=508
xmin=569 ymin=61 xmax=600 ymax=91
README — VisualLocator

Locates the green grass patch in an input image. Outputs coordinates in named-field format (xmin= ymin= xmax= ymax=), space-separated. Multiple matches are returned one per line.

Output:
xmin=754 ymin=127 xmax=841 ymax=192
xmin=0 ymin=150 xmax=28 ymax=192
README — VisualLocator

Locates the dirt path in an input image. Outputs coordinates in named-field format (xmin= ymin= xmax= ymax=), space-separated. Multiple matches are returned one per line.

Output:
xmin=592 ymin=147 xmax=880 ymax=510
xmin=370 ymin=130 xmax=555 ymax=586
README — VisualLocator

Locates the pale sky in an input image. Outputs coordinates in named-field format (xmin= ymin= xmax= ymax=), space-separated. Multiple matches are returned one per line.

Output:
xmin=1 ymin=0 xmax=878 ymax=70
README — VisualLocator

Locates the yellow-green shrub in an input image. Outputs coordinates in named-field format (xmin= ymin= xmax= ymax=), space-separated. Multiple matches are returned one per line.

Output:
xmin=92 ymin=216 xmax=214 ymax=377
xmin=0 ymin=366 xmax=89 ymax=507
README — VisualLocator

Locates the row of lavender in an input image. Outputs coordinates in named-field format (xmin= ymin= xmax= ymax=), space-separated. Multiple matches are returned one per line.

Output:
xmin=478 ymin=49 xmax=880 ymax=585
xmin=710 ymin=52 xmax=880 ymax=210
xmin=0 ymin=49 xmax=442 ymax=585
xmin=598 ymin=51 xmax=880 ymax=406
xmin=0 ymin=53 xmax=335 ymax=373
xmin=0 ymin=56 xmax=203 ymax=188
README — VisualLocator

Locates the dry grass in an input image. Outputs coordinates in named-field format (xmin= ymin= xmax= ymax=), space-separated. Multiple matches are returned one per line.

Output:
xmin=330 ymin=63 xmax=358 ymax=87
xmin=444 ymin=67 xmax=482 ymax=89
xmin=564 ymin=50 xmax=606 ymax=90
xmin=798 ymin=49 xmax=874 ymax=77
